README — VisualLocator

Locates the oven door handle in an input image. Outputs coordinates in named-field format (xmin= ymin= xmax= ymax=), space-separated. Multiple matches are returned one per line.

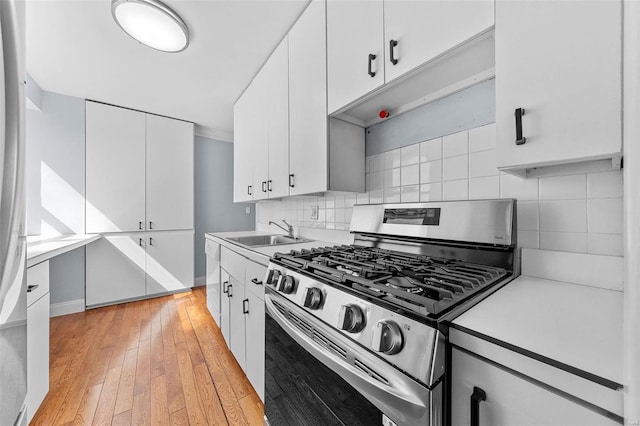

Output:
xmin=265 ymin=291 xmax=433 ymax=425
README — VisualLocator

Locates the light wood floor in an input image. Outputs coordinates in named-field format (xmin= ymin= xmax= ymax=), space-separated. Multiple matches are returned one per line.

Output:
xmin=32 ymin=287 xmax=264 ymax=425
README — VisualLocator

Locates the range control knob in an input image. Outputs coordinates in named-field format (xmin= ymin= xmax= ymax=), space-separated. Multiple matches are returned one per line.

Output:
xmin=371 ymin=320 xmax=403 ymax=355
xmin=266 ymin=269 xmax=280 ymax=286
xmin=277 ymin=275 xmax=296 ymax=294
xmin=303 ymin=287 xmax=323 ymax=310
xmin=338 ymin=304 xmax=365 ymax=333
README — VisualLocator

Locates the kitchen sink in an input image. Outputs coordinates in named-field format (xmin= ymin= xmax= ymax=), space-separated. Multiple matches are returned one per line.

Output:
xmin=227 ymin=234 xmax=313 ymax=248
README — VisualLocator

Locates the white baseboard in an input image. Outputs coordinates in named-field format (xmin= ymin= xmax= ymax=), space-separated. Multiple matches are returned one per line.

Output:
xmin=195 ymin=276 xmax=206 ymax=286
xmin=50 ymin=299 xmax=85 ymax=317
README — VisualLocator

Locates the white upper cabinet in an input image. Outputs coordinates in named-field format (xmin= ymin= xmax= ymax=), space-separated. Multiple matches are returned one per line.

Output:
xmin=327 ymin=0 xmax=384 ymax=114
xmin=233 ymin=87 xmax=254 ymax=202
xmin=383 ymin=0 xmax=494 ymax=82
xmin=289 ymin=0 xmax=329 ymax=195
xmin=250 ymin=69 xmax=270 ymax=201
xmin=327 ymin=0 xmax=493 ymax=114
xmin=495 ymin=0 xmax=622 ymax=174
xmin=86 ymin=101 xmax=146 ymax=233
xmin=146 ymin=115 xmax=194 ymax=231
xmin=265 ymin=38 xmax=290 ymax=199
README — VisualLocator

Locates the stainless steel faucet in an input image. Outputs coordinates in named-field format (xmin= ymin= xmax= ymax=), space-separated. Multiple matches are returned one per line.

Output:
xmin=269 ymin=219 xmax=294 ymax=238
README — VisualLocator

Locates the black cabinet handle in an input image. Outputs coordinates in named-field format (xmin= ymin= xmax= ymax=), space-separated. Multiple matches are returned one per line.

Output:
xmin=247 ymin=185 xmax=252 ymax=196
xmin=222 ymin=281 xmax=229 ymax=294
xmin=470 ymin=386 xmax=486 ymax=426
xmin=139 ymin=221 xmax=143 ymax=230
xmin=268 ymin=180 xmax=272 ymax=192
xmin=515 ymin=108 xmax=526 ymax=145
xmin=242 ymin=299 xmax=249 ymax=314
xmin=262 ymin=181 xmax=267 ymax=192
xmin=289 ymin=174 xmax=294 ymax=188
xmin=139 ymin=238 xmax=143 ymax=247
xmin=149 ymin=237 xmax=153 ymax=246
xmin=27 ymin=284 xmax=39 ymax=293
xmin=227 ymin=284 xmax=233 ymax=297
xmin=149 ymin=221 xmax=153 ymax=230
xmin=389 ymin=39 xmax=398 ymax=65
xmin=368 ymin=53 xmax=376 ymax=77
xmin=251 ymin=278 xmax=263 ymax=286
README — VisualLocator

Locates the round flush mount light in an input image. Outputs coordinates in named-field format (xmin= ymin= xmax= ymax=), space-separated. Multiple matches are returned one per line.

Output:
xmin=111 ymin=0 xmax=189 ymax=53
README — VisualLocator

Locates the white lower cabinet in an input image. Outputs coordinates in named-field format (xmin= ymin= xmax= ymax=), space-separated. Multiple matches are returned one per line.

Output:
xmin=215 ymin=244 xmax=266 ymax=401
xmin=86 ymin=231 xmax=193 ymax=307
xmin=26 ymin=261 xmax=50 ymax=423
xmin=451 ymin=348 xmax=619 ymax=426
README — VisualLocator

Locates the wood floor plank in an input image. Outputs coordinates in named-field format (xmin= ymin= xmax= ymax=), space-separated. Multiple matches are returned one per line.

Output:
xmin=193 ymin=363 xmax=228 ymax=426
xmin=38 ymin=288 xmax=264 ymax=426
xmin=150 ymin=374 xmax=170 ymax=425
xmin=91 ymin=365 xmax=122 ymax=426
xmin=114 ymin=347 xmax=138 ymax=415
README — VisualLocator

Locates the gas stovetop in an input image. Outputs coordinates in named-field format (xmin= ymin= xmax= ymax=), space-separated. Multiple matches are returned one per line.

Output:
xmin=272 ymin=244 xmax=510 ymax=318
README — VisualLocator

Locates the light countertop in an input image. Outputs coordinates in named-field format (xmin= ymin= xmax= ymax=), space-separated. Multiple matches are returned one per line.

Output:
xmin=452 ymin=249 xmax=624 ymax=386
xmin=27 ymin=234 xmax=101 ymax=268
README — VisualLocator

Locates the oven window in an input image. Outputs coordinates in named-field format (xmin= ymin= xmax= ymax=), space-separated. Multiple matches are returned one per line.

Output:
xmin=265 ymin=313 xmax=383 ymax=425
xmin=383 ymin=208 xmax=441 ymax=226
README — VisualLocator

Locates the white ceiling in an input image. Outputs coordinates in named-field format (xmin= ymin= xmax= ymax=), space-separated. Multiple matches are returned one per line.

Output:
xmin=26 ymin=0 xmax=311 ymax=141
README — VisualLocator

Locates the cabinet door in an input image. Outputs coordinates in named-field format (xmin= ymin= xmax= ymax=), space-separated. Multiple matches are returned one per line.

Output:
xmin=233 ymin=91 xmax=254 ymax=202
xmin=86 ymin=102 xmax=145 ymax=233
xmin=86 ymin=233 xmax=146 ymax=306
xmin=451 ymin=348 xmax=619 ymax=426
xmin=264 ymin=38 xmax=290 ymax=199
xmin=26 ymin=293 xmax=49 ymax=423
xmin=146 ymin=115 xmax=194 ymax=230
xmin=327 ymin=0 xmax=384 ymax=114
xmin=384 ymin=0 xmax=494 ymax=82
xmin=251 ymin=71 xmax=270 ymax=202
xmin=145 ymin=231 xmax=194 ymax=296
xmin=245 ymin=290 xmax=265 ymax=402
xmin=205 ymin=239 xmax=221 ymax=326
xmin=228 ymin=276 xmax=247 ymax=372
xmin=495 ymin=0 xmax=621 ymax=170
xmin=220 ymin=268 xmax=231 ymax=346
xmin=289 ymin=0 xmax=328 ymax=196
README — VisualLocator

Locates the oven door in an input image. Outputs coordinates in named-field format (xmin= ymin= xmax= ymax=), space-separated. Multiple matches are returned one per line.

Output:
xmin=264 ymin=287 xmax=441 ymax=426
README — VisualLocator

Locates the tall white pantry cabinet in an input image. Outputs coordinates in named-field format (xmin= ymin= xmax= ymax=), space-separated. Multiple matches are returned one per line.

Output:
xmin=85 ymin=101 xmax=194 ymax=307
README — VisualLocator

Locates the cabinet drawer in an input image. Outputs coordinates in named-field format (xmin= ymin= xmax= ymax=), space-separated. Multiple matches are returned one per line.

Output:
xmin=451 ymin=348 xmax=620 ymax=426
xmin=27 ymin=292 xmax=50 ymax=422
xmin=220 ymin=246 xmax=245 ymax=282
xmin=27 ymin=260 xmax=50 ymax=307
xmin=245 ymin=259 xmax=267 ymax=300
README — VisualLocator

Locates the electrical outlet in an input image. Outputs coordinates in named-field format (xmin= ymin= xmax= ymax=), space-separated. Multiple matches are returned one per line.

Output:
xmin=311 ymin=206 xmax=319 ymax=220
xmin=245 ymin=207 xmax=251 ymax=214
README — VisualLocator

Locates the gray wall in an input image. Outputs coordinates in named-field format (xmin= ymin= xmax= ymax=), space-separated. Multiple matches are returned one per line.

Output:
xmin=365 ymin=79 xmax=495 ymax=155
xmin=26 ymin=88 xmax=86 ymax=304
xmin=194 ymin=136 xmax=255 ymax=279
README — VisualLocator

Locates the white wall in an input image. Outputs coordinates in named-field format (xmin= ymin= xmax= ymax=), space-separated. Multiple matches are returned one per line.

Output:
xmin=257 ymin=122 xmax=623 ymax=258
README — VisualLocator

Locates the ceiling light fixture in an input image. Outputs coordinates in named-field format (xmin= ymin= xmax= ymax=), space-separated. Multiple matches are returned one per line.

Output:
xmin=111 ymin=0 xmax=189 ymax=53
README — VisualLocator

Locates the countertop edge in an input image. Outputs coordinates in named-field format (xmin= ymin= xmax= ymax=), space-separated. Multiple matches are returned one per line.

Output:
xmin=27 ymin=234 xmax=102 ymax=268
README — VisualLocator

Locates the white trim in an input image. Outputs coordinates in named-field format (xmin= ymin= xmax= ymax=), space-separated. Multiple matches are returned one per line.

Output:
xmin=194 ymin=125 xmax=233 ymax=143
xmin=50 ymin=299 xmax=85 ymax=317
xmin=195 ymin=276 xmax=206 ymax=286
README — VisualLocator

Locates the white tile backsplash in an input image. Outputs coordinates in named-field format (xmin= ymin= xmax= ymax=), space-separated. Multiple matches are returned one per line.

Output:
xmin=401 ymin=144 xmax=420 ymax=166
xmin=420 ymin=160 xmax=442 ymax=184
xmin=420 ymin=138 xmax=442 ymax=162
xmin=443 ymin=155 xmax=469 ymax=181
xmin=539 ymin=174 xmax=586 ymax=200
xmin=469 ymin=176 xmax=499 ymax=200
xmin=443 ymin=179 xmax=469 ymax=200
xmin=587 ymin=171 xmax=623 ymax=199
xmin=469 ymin=150 xmax=498 ymax=178
xmin=401 ymin=164 xmax=419 ymax=186
xmin=468 ymin=123 xmax=496 ymax=153
xmin=539 ymin=200 xmax=587 ymax=233
xmin=258 ymin=124 xmax=624 ymax=257
xmin=442 ymin=131 xmax=468 ymax=158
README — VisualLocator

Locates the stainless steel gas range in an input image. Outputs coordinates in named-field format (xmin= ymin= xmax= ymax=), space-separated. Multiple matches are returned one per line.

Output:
xmin=264 ymin=200 xmax=517 ymax=426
